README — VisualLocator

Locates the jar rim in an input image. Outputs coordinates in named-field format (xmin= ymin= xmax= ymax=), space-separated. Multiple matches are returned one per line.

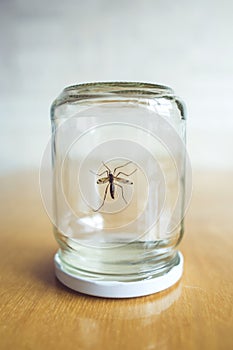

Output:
xmin=63 ymin=81 xmax=173 ymax=95
xmin=51 ymin=81 xmax=175 ymax=113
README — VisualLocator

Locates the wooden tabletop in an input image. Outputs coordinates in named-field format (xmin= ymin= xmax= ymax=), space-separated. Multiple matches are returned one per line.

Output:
xmin=0 ymin=170 xmax=232 ymax=350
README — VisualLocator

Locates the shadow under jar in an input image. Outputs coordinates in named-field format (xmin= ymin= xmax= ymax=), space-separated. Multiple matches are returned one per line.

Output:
xmin=51 ymin=82 xmax=189 ymax=298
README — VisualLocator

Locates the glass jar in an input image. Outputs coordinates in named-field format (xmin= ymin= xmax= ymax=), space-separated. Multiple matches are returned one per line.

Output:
xmin=50 ymin=82 xmax=191 ymax=298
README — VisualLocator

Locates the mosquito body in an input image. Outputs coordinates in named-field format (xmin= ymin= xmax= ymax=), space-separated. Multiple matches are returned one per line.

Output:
xmin=91 ymin=161 xmax=137 ymax=212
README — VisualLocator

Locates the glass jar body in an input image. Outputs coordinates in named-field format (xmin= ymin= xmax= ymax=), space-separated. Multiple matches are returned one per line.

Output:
xmin=51 ymin=82 xmax=187 ymax=286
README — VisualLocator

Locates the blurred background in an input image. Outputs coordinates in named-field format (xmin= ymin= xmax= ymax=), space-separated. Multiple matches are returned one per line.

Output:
xmin=0 ymin=0 xmax=233 ymax=173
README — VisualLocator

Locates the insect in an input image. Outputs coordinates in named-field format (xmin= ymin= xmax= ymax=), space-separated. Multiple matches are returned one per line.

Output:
xmin=91 ymin=161 xmax=137 ymax=212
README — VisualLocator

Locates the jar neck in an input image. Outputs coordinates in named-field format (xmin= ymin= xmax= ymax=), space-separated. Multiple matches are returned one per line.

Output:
xmin=63 ymin=81 xmax=173 ymax=98
xmin=52 ymin=81 xmax=175 ymax=111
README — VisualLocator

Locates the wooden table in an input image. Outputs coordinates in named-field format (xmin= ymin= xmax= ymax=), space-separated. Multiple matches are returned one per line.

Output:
xmin=0 ymin=170 xmax=232 ymax=350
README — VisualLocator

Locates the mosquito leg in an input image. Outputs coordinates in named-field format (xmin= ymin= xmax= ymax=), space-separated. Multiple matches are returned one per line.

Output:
xmin=115 ymin=183 xmax=127 ymax=204
xmin=102 ymin=162 xmax=111 ymax=172
xmin=93 ymin=184 xmax=109 ymax=212
xmin=113 ymin=161 xmax=132 ymax=174
xmin=90 ymin=169 xmax=108 ymax=177
xmin=115 ymin=168 xmax=137 ymax=177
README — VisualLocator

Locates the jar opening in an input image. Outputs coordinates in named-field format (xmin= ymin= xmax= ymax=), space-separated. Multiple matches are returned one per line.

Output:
xmin=64 ymin=81 xmax=173 ymax=96
xmin=52 ymin=81 xmax=175 ymax=112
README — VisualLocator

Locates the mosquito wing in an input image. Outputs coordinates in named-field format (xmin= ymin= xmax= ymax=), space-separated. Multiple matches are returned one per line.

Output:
xmin=97 ymin=177 xmax=109 ymax=184
xmin=115 ymin=177 xmax=133 ymax=185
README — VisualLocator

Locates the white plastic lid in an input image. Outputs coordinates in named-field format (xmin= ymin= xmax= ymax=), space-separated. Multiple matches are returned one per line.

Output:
xmin=54 ymin=251 xmax=183 ymax=298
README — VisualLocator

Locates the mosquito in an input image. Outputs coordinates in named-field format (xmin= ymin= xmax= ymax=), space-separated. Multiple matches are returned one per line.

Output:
xmin=91 ymin=161 xmax=137 ymax=212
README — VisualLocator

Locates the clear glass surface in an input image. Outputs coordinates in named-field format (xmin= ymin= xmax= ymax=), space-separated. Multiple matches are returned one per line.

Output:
xmin=51 ymin=82 xmax=186 ymax=282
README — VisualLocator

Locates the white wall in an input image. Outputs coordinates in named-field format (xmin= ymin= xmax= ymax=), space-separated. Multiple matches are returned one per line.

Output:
xmin=1 ymin=0 xmax=233 ymax=173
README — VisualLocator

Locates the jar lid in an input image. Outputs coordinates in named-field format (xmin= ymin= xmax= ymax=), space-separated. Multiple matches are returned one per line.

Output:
xmin=54 ymin=252 xmax=183 ymax=298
